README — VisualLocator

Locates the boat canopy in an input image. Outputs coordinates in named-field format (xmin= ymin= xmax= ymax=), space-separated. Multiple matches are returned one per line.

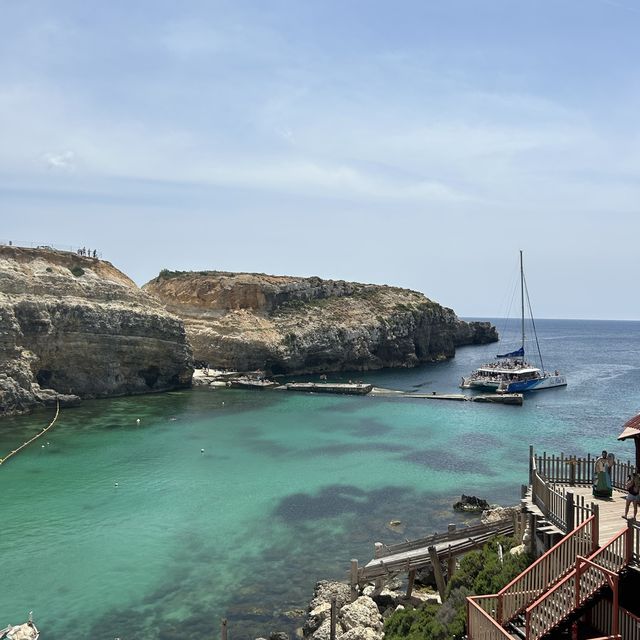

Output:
xmin=476 ymin=366 xmax=540 ymax=375
xmin=496 ymin=346 xmax=525 ymax=359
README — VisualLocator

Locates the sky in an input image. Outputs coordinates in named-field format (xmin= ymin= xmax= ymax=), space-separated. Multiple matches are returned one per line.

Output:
xmin=1 ymin=0 xmax=639 ymax=320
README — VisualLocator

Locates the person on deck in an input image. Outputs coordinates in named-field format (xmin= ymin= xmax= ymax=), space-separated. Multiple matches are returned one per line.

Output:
xmin=623 ymin=472 xmax=640 ymax=519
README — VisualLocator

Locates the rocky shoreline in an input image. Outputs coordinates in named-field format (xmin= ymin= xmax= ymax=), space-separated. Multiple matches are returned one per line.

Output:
xmin=0 ymin=246 xmax=498 ymax=418
xmin=253 ymin=503 xmax=522 ymax=640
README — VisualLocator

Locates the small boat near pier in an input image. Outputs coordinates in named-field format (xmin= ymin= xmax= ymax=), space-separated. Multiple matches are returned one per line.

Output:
xmin=1 ymin=613 xmax=39 ymax=640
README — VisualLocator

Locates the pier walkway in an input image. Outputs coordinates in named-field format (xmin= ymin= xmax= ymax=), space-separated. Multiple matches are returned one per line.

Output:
xmin=351 ymin=518 xmax=518 ymax=600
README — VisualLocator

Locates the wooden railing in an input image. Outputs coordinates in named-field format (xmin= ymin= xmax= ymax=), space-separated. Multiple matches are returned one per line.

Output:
xmin=531 ymin=468 xmax=566 ymax=529
xmin=358 ymin=520 xmax=514 ymax=582
xmin=525 ymin=527 xmax=631 ymax=640
xmin=592 ymin=599 xmax=640 ymax=640
xmin=496 ymin=515 xmax=596 ymax=623
xmin=530 ymin=455 xmax=595 ymax=532
xmin=467 ymin=596 xmax=512 ymax=640
xmin=631 ymin=519 xmax=640 ymax=565
xmin=534 ymin=451 xmax=635 ymax=492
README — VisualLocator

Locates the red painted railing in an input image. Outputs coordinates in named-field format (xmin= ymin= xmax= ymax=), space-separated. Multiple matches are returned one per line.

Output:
xmin=525 ymin=528 xmax=630 ymax=640
xmin=496 ymin=515 xmax=596 ymax=623
xmin=592 ymin=598 xmax=640 ymax=640
xmin=467 ymin=596 xmax=513 ymax=640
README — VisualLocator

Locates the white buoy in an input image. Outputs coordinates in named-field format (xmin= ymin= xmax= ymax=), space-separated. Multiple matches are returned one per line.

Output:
xmin=41 ymin=444 xmax=45 ymax=448
xmin=222 ymin=402 xmax=225 ymax=405
xmin=200 ymin=448 xmax=205 ymax=454
xmin=136 ymin=418 xmax=141 ymax=424
xmin=114 ymin=482 xmax=119 ymax=487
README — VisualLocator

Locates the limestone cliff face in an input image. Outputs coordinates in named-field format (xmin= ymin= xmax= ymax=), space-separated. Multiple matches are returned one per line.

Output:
xmin=0 ymin=247 xmax=193 ymax=417
xmin=144 ymin=270 xmax=497 ymax=374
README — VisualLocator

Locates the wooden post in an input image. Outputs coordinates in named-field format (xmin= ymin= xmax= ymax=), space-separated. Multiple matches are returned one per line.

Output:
xmin=625 ymin=520 xmax=634 ymax=565
xmin=526 ymin=512 xmax=535 ymax=555
xmin=374 ymin=542 xmax=384 ymax=591
xmin=428 ymin=546 xmax=446 ymax=601
xmin=350 ymin=559 xmax=359 ymax=602
xmin=330 ymin=596 xmax=337 ymax=640
xmin=221 ymin=618 xmax=228 ymax=640
xmin=447 ymin=545 xmax=456 ymax=583
xmin=566 ymin=491 xmax=575 ymax=532
xmin=529 ymin=445 xmax=534 ymax=485
xmin=406 ymin=569 xmax=416 ymax=598
xmin=612 ymin=574 xmax=620 ymax=638
xmin=569 ymin=458 xmax=576 ymax=486
xmin=591 ymin=503 xmax=600 ymax=551
xmin=521 ymin=483 xmax=528 ymax=499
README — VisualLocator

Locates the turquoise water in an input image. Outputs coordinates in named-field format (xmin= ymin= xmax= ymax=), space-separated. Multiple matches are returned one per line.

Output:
xmin=2 ymin=319 xmax=640 ymax=639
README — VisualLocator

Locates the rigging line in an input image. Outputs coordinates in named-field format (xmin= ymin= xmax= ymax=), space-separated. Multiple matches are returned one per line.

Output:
xmin=523 ymin=275 xmax=545 ymax=373
xmin=499 ymin=270 xmax=519 ymax=345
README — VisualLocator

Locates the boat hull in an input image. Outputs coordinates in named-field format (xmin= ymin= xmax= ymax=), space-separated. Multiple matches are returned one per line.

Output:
xmin=461 ymin=379 xmax=500 ymax=390
xmin=503 ymin=375 xmax=567 ymax=393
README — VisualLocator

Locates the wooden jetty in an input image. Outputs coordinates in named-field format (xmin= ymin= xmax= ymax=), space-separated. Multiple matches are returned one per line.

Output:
xmin=285 ymin=382 xmax=373 ymax=395
xmin=370 ymin=387 xmax=523 ymax=405
xmin=351 ymin=518 xmax=518 ymax=600
xmin=227 ymin=379 xmax=280 ymax=390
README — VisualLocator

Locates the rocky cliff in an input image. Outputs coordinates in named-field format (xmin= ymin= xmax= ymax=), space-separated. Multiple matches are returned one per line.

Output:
xmin=0 ymin=247 xmax=193 ymax=417
xmin=144 ymin=270 xmax=497 ymax=374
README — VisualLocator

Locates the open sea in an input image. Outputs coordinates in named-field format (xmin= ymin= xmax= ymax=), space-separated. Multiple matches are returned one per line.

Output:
xmin=2 ymin=318 xmax=640 ymax=640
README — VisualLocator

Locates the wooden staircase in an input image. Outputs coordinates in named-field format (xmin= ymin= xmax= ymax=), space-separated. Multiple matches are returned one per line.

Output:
xmin=467 ymin=518 xmax=634 ymax=640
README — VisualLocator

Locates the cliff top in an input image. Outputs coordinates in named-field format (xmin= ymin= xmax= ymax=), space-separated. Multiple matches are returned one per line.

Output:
xmin=0 ymin=245 xmax=159 ymax=307
xmin=144 ymin=268 xmax=442 ymax=313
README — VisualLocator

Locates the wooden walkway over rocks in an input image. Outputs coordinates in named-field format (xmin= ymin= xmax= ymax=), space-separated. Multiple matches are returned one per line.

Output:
xmin=351 ymin=518 xmax=517 ymax=600
xmin=467 ymin=446 xmax=640 ymax=640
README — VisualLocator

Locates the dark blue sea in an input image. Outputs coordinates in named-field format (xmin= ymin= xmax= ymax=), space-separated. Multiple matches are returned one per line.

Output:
xmin=1 ymin=319 xmax=639 ymax=639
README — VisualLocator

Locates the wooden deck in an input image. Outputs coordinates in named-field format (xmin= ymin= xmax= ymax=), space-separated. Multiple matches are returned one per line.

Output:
xmin=570 ymin=486 xmax=629 ymax=543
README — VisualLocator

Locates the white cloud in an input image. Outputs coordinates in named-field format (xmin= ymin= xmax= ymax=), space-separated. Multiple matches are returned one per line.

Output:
xmin=44 ymin=150 xmax=76 ymax=171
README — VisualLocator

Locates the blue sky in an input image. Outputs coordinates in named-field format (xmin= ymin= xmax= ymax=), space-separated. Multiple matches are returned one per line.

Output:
xmin=1 ymin=0 xmax=639 ymax=319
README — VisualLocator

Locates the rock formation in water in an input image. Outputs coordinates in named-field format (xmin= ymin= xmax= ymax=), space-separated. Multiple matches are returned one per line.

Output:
xmin=144 ymin=270 xmax=497 ymax=374
xmin=0 ymin=246 xmax=193 ymax=417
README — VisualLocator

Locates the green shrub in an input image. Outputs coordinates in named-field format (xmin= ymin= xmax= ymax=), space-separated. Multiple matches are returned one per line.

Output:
xmin=384 ymin=536 xmax=533 ymax=640
xmin=69 ymin=266 xmax=84 ymax=277
xmin=158 ymin=269 xmax=186 ymax=279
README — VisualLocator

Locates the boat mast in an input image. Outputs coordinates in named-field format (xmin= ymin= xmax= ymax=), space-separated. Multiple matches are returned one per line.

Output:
xmin=520 ymin=250 xmax=525 ymax=351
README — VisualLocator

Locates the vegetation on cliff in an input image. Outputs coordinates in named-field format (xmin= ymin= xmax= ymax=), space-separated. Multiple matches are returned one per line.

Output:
xmin=144 ymin=269 xmax=498 ymax=375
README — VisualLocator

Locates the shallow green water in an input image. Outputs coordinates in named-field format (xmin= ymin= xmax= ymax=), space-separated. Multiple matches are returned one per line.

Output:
xmin=2 ymin=319 xmax=639 ymax=639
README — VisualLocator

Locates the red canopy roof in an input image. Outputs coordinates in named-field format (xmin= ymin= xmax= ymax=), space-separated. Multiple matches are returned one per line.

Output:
xmin=618 ymin=413 xmax=640 ymax=441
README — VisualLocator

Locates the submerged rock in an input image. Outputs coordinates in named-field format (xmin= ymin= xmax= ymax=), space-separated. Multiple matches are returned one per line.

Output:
xmin=453 ymin=495 xmax=490 ymax=512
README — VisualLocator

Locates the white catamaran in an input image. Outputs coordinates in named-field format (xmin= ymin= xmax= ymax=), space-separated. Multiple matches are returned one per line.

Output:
xmin=460 ymin=251 xmax=567 ymax=393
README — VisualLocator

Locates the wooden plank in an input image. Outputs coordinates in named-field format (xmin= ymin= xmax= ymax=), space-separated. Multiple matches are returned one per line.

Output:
xmin=429 ymin=545 xmax=447 ymax=601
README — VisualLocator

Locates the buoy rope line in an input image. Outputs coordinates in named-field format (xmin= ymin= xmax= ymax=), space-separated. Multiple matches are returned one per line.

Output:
xmin=0 ymin=398 xmax=60 ymax=465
